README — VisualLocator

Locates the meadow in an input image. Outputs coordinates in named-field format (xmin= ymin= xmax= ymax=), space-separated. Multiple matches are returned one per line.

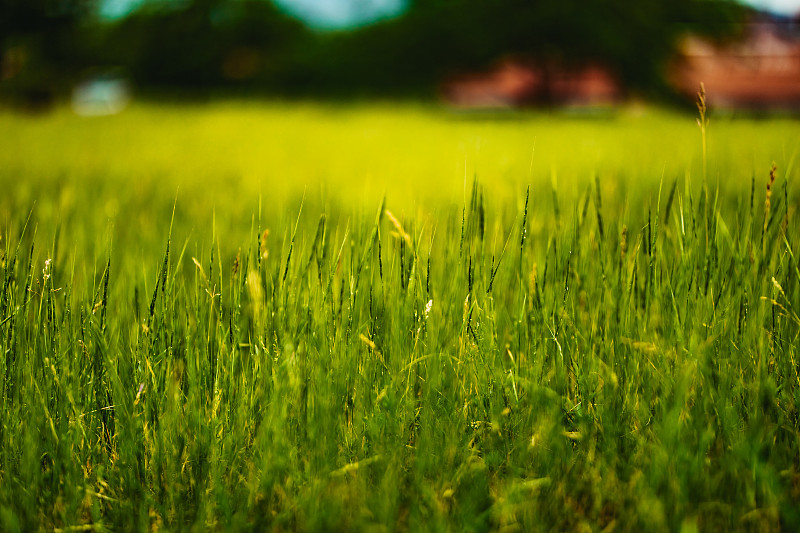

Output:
xmin=1 ymin=100 xmax=799 ymax=531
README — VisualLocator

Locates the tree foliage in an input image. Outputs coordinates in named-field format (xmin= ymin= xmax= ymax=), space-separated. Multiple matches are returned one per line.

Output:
xmin=101 ymin=0 xmax=309 ymax=88
xmin=323 ymin=0 xmax=745 ymax=94
xmin=0 ymin=0 xmax=746 ymax=100
xmin=1 ymin=0 xmax=99 ymax=102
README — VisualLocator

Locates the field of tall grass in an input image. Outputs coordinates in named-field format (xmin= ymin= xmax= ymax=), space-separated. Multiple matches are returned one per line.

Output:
xmin=1 ymin=101 xmax=799 ymax=531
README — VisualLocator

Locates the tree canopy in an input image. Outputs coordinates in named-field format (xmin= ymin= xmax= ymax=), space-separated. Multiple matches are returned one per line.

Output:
xmin=322 ymin=0 xmax=745 ymax=94
xmin=0 ymin=0 xmax=746 ymax=102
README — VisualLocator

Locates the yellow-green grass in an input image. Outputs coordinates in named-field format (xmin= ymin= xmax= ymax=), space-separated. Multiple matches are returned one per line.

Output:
xmin=3 ymin=101 xmax=797 ymax=206
xmin=1 ymin=101 xmax=799 ymax=532
xmin=2 ymin=101 xmax=797 ymax=273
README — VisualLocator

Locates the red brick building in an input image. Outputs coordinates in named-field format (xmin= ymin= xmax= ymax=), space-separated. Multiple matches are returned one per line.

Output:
xmin=440 ymin=59 xmax=622 ymax=109
xmin=670 ymin=14 xmax=800 ymax=108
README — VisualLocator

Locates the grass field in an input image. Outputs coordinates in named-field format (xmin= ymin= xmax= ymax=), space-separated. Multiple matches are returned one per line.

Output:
xmin=1 ymin=101 xmax=800 ymax=532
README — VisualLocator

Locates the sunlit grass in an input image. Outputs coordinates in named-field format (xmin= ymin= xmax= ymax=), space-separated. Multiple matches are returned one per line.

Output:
xmin=2 ymin=101 xmax=797 ymax=205
xmin=1 ymin=101 xmax=799 ymax=531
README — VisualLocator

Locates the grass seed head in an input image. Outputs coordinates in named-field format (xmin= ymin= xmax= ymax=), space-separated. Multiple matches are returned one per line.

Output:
xmin=696 ymin=82 xmax=708 ymax=129
xmin=42 ymin=258 xmax=52 ymax=281
xmin=696 ymin=82 xmax=709 ymax=180
xmin=359 ymin=333 xmax=377 ymax=351
xmin=764 ymin=162 xmax=777 ymax=237
xmin=191 ymin=257 xmax=208 ymax=283
xmin=620 ymin=225 xmax=628 ymax=259
xmin=233 ymin=248 xmax=241 ymax=276
xmin=385 ymin=209 xmax=412 ymax=248
xmin=260 ymin=229 xmax=270 ymax=260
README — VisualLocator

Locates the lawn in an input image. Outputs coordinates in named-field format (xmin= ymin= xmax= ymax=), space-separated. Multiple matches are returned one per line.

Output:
xmin=1 ymin=100 xmax=799 ymax=531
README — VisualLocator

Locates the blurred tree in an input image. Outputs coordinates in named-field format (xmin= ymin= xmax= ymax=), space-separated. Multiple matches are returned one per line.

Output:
xmin=99 ymin=0 xmax=310 ymax=89
xmin=318 ymin=0 xmax=745 ymax=97
xmin=0 ymin=0 xmax=99 ymax=105
xmin=0 ymin=0 xmax=747 ymax=102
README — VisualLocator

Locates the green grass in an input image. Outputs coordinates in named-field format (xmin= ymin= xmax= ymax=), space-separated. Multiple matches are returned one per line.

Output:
xmin=1 ymin=101 xmax=800 ymax=532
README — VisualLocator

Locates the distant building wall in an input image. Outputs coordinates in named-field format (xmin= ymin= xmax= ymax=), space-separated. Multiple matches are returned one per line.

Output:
xmin=671 ymin=17 xmax=800 ymax=108
xmin=440 ymin=59 xmax=621 ymax=109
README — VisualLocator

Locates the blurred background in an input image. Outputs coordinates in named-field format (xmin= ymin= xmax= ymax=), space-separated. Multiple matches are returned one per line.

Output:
xmin=2 ymin=0 xmax=800 ymax=112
